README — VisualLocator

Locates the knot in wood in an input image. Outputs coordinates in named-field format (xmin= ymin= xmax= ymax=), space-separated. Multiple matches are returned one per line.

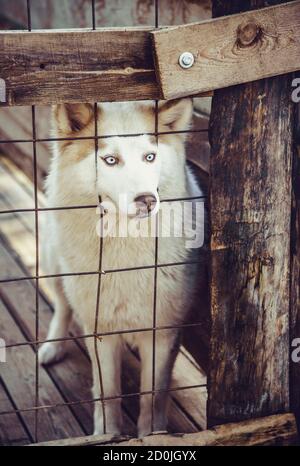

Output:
xmin=237 ymin=21 xmax=262 ymax=48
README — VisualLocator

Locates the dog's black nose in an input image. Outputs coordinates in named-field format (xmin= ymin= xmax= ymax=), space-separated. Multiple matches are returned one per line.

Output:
xmin=134 ymin=194 xmax=157 ymax=215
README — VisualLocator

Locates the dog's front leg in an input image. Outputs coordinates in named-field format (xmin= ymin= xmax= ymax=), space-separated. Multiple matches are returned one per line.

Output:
xmin=39 ymin=277 xmax=72 ymax=365
xmin=137 ymin=331 xmax=179 ymax=438
xmin=86 ymin=334 xmax=123 ymax=436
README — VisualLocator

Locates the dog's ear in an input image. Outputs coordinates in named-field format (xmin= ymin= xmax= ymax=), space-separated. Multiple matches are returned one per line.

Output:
xmin=158 ymin=98 xmax=193 ymax=132
xmin=53 ymin=103 xmax=94 ymax=134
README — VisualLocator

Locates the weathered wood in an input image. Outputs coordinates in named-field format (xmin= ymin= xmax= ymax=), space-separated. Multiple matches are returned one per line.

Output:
xmin=151 ymin=1 xmax=300 ymax=99
xmin=0 ymin=1 xmax=212 ymax=109
xmin=0 ymin=298 xmax=85 ymax=442
xmin=113 ymin=413 xmax=299 ymax=446
xmin=30 ymin=433 xmax=128 ymax=447
xmin=0 ymin=26 xmax=210 ymax=106
xmin=0 ymin=28 xmax=158 ymax=106
xmin=207 ymin=0 xmax=293 ymax=428
xmin=291 ymin=142 xmax=300 ymax=413
xmin=5 ymin=0 xmax=300 ymax=106
xmin=0 ymin=106 xmax=50 ymax=189
xmin=0 ymin=378 xmax=31 ymax=445
xmin=31 ymin=413 xmax=299 ymax=446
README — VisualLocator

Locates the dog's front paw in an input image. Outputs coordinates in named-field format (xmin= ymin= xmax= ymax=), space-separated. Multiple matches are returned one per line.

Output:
xmin=138 ymin=415 xmax=167 ymax=438
xmin=93 ymin=424 xmax=121 ymax=437
xmin=39 ymin=341 xmax=67 ymax=365
xmin=137 ymin=417 xmax=152 ymax=438
xmin=93 ymin=402 xmax=123 ymax=437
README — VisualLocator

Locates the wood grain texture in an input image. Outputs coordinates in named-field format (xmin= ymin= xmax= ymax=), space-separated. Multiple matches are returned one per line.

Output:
xmin=0 ymin=28 xmax=158 ymax=105
xmin=290 ymin=70 xmax=300 ymax=414
xmin=207 ymin=0 xmax=294 ymax=428
xmin=32 ymin=413 xmax=299 ymax=446
xmin=0 ymin=27 xmax=212 ymax=106
xmin=291 ymin=143 xmax=300 ymax=413
xmin=0 ymin=297 xmax=86 ymax=442
xmin=0 ymin=378 xmax=31 ymax=445
xmin=151 ymin=1 xmax=300 ymax=99
xmin=0 ymin=105 xmax=51 ymax=189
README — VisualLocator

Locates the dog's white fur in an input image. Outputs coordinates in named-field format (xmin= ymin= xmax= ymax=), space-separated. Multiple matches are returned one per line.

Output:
xmin=39 ymin=99 xmax=204 ymax=437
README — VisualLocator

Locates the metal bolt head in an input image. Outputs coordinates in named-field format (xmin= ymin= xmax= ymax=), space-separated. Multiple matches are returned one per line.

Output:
xmin=179 ymin=52 xmax=194 ymax=69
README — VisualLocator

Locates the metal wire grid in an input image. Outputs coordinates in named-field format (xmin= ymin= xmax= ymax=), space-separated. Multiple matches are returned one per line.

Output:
xmin=0 ymin=0 xmax=208 ymax=443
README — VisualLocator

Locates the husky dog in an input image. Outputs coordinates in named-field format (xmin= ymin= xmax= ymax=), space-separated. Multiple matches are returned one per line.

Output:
xmin=39 ymin=99 xmax=204 ymax=437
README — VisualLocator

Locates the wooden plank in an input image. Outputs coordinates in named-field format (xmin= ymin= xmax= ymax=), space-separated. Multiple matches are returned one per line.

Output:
xmin=291 ymin=143 xmax=300 ymax=413
xmin=0 ymin=205 xmax=36 ymax=276
xmin=33 ymin=413 xmax=299 ymax=446
xmin=0 ymin=156 xmax=45 ymax=276
xmin=0 ymin=106 xmax=50 ymax=188
xmin=207 ymin=0 xmax=293 ymax=428
xmin=0 ymin=143 xmax=40 ymax=193
xmin=113 ymin=413 xmax=299 ymax=446
xmin=0 ymin=298 xmax=85 ymax=442
xmin=151 ymin=1 xmax=300 ymax=99
xmin=0 ymin=378 xmax=31 ymax=445
xmin=0 ymin=26 xmax=209 ymax=106
xmin=291 ymin=73 xmax=300 ymax=415
xmin=0 ymin=28 xmax=157 ymax=106
xmin=31 ymin=433 xmax=128 ymax=447
xmin=171 ymin=348 xmax=207 ymax=430
xmin=0 ymin=156 xmax=42 ymax=210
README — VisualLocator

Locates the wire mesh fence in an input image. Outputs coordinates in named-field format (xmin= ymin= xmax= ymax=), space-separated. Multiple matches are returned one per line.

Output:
xmin=0 ymin=0 xmax=208 ymax=443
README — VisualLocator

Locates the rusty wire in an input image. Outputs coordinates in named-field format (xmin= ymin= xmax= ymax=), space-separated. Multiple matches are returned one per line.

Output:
xmin=0 ymin=128 xmax=208 ymax=145
xmin=26 ymin=0 xmax=40 ymax=443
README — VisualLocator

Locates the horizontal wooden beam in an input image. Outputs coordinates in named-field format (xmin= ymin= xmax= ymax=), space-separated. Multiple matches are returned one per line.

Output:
xmin=0 ymin=28 xmax=211 ymax=106
xmin=151 ymin=1 xmax=300 ymax=99
xmin=0 ymin=28 xmax=158 ymax=106
xmin=31 ymin=413 xmax=299 ymax=446
xmin=1 ymin=2 xmax=299 ymax=105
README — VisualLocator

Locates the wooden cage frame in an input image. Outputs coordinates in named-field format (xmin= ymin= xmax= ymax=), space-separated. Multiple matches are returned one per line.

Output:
xmin=0 ymin=0 xmax=300 ymax=446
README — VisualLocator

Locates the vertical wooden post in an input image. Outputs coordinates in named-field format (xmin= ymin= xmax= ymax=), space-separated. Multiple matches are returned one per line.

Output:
xmin=291 ymin=102 xmax=300 ymax=415
xmin=208 ymin=0 xmax=294 ymax=427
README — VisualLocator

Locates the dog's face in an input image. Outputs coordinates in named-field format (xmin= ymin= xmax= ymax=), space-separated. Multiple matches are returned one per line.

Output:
xmin=97 ymin=132 xmax=160 ymax=217
xmin=53 ymin=99 xmax=193 ymax=217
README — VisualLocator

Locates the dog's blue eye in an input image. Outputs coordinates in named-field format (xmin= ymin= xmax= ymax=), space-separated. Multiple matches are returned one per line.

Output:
xmin=103 ymin=156 xmax=118 ymax=166
xmin=145 ymin=153 xmax=156 ymax=163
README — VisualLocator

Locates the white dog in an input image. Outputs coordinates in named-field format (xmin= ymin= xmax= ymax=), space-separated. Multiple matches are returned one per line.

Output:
xmin=39 ymin=99 xmax=204 ymax=437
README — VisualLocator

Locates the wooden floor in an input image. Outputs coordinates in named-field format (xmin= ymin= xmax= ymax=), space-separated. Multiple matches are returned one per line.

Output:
xmin=0 ymin=155 xmax=207 ymax=445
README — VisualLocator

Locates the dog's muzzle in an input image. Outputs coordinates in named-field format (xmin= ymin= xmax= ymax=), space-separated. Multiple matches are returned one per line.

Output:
xmin=134 ymin=193 xmax=157 ymax=218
